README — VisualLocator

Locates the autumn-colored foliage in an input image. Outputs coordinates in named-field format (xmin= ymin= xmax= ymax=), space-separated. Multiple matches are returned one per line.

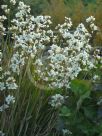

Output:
xmin=43 ymin=0 xmax=68 ymax=27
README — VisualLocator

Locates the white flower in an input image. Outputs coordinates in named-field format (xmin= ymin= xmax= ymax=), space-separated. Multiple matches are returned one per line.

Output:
xmin=97 ymin=98 xmax=102 ymax=105
xmin=90 ymin=23 xmax=98 ymax=31
xmin=10 ymin=0 xmax=16 ymax=5
xmin=0 ymin=104 xmax=9 ymax=112
xmin=0 ymin=82 xmax=6 ymax=91
xmin=62 ymin=129 xmax=72 ymax=135
xmin=49 ymin=94 xmax=65 ymax=108
xmin=1 ymin=5 xmax=10 ymax=14
xmin=1 ymin=5 xmax=8 ymax=10
xmin=86 ymin=16 xmax=95 ymax=23
xmin=0 ymin=131 xmax=5 ymax=136
xmin=0 ymin=15 xmax=7 ymax=20
xmin=93 ymin=75 xmax=100 ymax=81
xmin=35 ymin=59 xmax=43 ymax=66
xmin=5 ymin=95 xmax=15 ymax=105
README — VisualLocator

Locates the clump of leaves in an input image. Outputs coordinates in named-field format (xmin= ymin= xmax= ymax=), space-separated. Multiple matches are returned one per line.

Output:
xmin=56 ymin=79 xmax=102 ymax=136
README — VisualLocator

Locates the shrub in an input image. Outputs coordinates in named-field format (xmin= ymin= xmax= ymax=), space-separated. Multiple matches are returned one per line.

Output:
xmin=0 ymin=0 xmax=101 ymax=136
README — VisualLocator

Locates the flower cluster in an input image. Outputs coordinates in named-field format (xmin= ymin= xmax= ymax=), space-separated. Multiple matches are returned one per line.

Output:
xmin=62 ymin=129 xmax=72 ymax=135
xmin=5 ymin=1 xmax=99 ymax=89
xmin=93 ymin=75 xmax=100 ymax=82
xmin=0 ymin=131 xmax=5 ymax=136
xmin=8 ymin=1 xmax=52 ymax=75
xmin=0 ymin=15 xmax=7 ymax=35
xmin=97 ymin=97 xmax=102 ymax=105
xmin=86 ymin=16 xmax=98 ymax=31
xmin=1 ymin=5 xmax=10 ymax=14
xmin=0 ymin=50 xmax=17 ymax=112
xmin=33 ymin=18 xmax=98 ymax=89
xmin=0 ymin=1 xmax=100 ymax=112
xmin=49 ymin=94 xmax=65 ymax=108
xmin=10 ymin=0 xmax=16 ymax=5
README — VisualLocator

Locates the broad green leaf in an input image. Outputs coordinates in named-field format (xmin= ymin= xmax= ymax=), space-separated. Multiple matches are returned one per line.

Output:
xmin=60 ymin=106 xmax=71 ymax=117
xmin=70 ymin=80 xmax=92 ymax=110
